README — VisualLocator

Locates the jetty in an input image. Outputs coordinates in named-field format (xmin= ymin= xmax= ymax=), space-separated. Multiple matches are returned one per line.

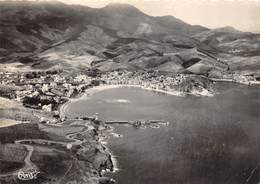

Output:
xmin=105 ymin=120 xmax=168 ymax=127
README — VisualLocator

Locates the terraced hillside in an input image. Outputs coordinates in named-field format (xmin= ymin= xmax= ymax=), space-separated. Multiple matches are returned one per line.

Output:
xmin=0 ymin=1 xmax=260 ymax=79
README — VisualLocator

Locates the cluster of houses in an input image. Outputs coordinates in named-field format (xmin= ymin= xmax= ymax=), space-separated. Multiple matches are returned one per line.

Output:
xmin=0 ymin=70 xmax=100 ymax=112
xmin=0 ymin=69 xmax=212 ymax=114
xmin=2 ymin=69 xmax=255 ymax=116
xmin=1 ymin=70 xmax=188 ymax=111
xmin=99 ymin=71 xmax=188 ymax=92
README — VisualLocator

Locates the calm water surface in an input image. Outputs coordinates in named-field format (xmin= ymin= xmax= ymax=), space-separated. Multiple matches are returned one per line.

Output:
xmin=65 ymin=83 xmax=260 ymax=184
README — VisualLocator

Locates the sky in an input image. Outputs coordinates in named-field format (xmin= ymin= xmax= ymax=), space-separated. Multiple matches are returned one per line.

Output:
xmin=56 ymin=0 xmax=260 ymax=33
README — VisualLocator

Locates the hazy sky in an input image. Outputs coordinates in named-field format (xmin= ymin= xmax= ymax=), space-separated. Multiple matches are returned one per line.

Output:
xmin=56 ymin=0 xmax=260 ymax=33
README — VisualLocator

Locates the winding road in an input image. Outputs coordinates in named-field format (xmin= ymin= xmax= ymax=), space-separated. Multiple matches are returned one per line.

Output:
xmin=0 ymin=123 xmax=91 ymax=180
xmin=0 ymin=144 xmax=36 ymax=178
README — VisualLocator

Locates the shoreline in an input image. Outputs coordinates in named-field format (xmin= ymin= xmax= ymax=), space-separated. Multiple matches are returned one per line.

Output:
xmin=58 ymin=83 xmax=213 ymax=176
xmin=1 ymin=75 xmax=259 ymax=182
xmin=59 ymin=84 xmax=184 ymax=120
xmin=59 ymin=84 xmax=184 ymax=175
xmin=59 ymin=84 xmax=214 ymax=119
xmin=59 ymin=77 xmax=260 ymax=120
xmin=54 ymin=79 xmax=259 ymax=179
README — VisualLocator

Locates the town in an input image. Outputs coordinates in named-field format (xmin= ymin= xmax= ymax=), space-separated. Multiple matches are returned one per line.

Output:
xmin=0 ymin=69 xmax=257 ymax=121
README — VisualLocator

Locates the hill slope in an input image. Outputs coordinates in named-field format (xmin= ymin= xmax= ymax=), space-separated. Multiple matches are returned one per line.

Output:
xmin=0 ymin=1 xmax=259 ymax=78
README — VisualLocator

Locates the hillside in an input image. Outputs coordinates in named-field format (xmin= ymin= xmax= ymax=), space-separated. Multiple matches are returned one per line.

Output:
xmin=193 ymin=27 xmax=260 ymax=76
xmin=0 ymin=1 xmax=260 ymax=79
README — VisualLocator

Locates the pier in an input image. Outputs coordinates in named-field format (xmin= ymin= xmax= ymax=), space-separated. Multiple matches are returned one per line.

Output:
xmin=105 ymin=120 xmax=168 ymax=127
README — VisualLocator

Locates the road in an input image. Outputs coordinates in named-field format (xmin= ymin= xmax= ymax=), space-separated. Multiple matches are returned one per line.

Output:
xmin=0 ymin=144 xmax=36 ymax=178
xmin=0 ymin=123 xmax=90 ymax=179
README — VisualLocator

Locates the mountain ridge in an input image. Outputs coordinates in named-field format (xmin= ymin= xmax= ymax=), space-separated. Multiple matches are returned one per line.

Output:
xmin=0 ymin=1 xmax=260 ymax=79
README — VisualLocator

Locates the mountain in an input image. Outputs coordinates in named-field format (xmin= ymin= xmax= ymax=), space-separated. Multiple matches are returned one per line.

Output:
xmin=193 ymin=27 xmax=260 ymax=76
xmin=0 ymin=1 xmax=85 ymax=55
xmin=0 ymin=1 xmax=206 ymax=54
xmin=0 ymin=1 xmax=259 ymax=78
xmin=92 ymin=3 xmax=208 ymax=36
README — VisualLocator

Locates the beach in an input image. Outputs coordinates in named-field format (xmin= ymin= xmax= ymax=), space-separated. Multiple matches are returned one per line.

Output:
xmin=59 ymin=84 xmax=215 ymax=120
